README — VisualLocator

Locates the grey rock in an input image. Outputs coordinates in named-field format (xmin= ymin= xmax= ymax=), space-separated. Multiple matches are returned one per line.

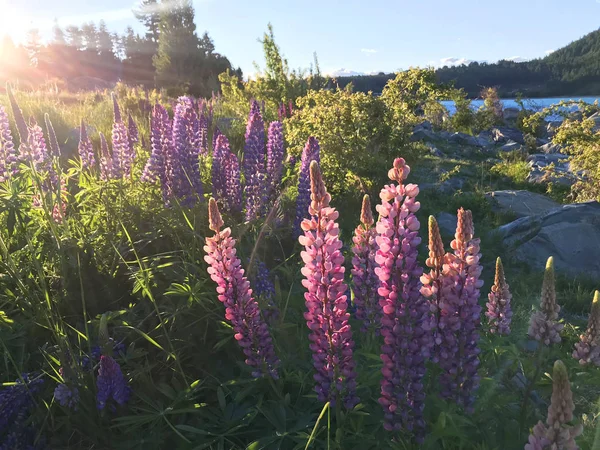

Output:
xmin=499 ymin=140 xmax=523 ymax=152
xmin=438 ymin=130 xmax=452 ymax=140
xmin=436 ymin=212 xmax=458 ymax=236
xmin=486 ymin=190 xmax=560 ymax=218
xmin=503 ymin=107 xmax=520 ymax=121
xmin=546 ymin=120 xmax=562 ymax=137
xmin=526 ymin=153 xmax=569 ymax=164
xmin=496 ymin=201 xmax=600 ymax=278
xmin=439 ymin=177 xmax=465 ymax=194
xmin=425 ymin=143 xmax=445 ymax=157
xmin=537 ymin=142 xmax=562 ymax=154
xmin=448 ymin=132 xmax=483 ymax=147
xmin=491 ymin=126 xmax=525 ymax=145
xmin=414 ymin=120 xmax=432 ymax=132
xmin=410 ymin=128 xmax=438 ymax=143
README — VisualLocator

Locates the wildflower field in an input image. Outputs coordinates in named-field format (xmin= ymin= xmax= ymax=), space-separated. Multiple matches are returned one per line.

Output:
xmin=1 ymin=80 xmax=599 ymax=450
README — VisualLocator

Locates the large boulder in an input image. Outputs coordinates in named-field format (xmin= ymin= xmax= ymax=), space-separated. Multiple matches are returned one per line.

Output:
xmin=537 ymin=142 xmax=562 ymax=154
xmin=436 ymin=212 xmax=458 ymax=236
xmin=496 ymin=202 xmax=600 ymax=278
xmin=499 ymin=140 xmax=523 ymax=152
xmin=503 ymin=107 xmax=520 ymax=121
xmin=486 ymin=190 xmax=560 ymax=218
xmin=491 ymin=126 xmax=525 ymax=145
xmin=448 ymin=132 xmax=487 ymax=147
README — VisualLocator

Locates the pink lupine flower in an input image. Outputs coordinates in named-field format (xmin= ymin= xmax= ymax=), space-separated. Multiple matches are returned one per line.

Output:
xmin=374 ymin=158 xmax=432 ymax=441
xmin=298 ymin=161 xmax=358 ymax=410
xmin=528 ymin=257 xmax=563 ymax=346
xmin=204 ymin=198 xmax=279 ymax=378
xmin=437 ymin=208 xmax=483 ymax=413
xmin=351 ymin=194 xmax=380 ymax=333
xmin=486 ymin=257 xmax=513 ymax=335
xmin=573 ymin=290 xmax=600 ymax=366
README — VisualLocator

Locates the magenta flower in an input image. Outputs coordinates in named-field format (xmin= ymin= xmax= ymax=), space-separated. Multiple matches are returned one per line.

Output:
xmin=78 ymin=119 xmax=96 ymax=171
xmin=204 ymin=198 xmax=279 ymax=378
xmin=351 ymin=194 xmax=380 ymax=333
xmin=294 ymin=137 xmax=320 ymax=237
xmin=298 ymin=161 xmax=358 ymax=410
xmin=0 ymin=105 xmax=18 ymax=182
xmin=374 ymin=158 xmax=432 ymax=441
xmin=437 ymin=208 xmax=483 ymax=413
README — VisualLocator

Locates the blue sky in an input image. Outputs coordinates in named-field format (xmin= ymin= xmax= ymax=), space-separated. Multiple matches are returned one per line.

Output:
xmin=3 ymin=0 xmax=600 ymax=76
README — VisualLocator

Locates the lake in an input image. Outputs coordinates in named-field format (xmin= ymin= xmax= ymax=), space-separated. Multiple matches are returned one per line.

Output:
xmin=440 ymin=96 xmax=600 ymax=117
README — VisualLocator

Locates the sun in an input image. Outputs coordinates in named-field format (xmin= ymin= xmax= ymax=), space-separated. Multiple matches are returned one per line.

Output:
xmin=0 ymin=0 xmax=30 ymax=44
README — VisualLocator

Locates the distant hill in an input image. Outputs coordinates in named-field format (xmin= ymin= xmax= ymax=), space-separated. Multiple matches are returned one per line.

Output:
xmin=332 ymin=28 xmax=600 ymax=97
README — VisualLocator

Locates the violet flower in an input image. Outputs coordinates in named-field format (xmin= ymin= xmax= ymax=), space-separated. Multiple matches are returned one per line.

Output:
xmin=0 ymin=105 xmax=18 ymax=182
xmin=96 ymin=355 xmax=130 ymax=410
xmin=199 ymin=113 xmax=209 ymax=156
xmin=44 ymin=114 xmax=61 ymax=157
xmin=78 ymin=119 xmax=96 ymax=171
xmin=437 ymin=208 xmax=483 ymax=413
xmin=525 ymin=360 xmax=582 ymax=450
xmin=54 ymin=383 xmax=80 ymax=410
xmin=249 ymin=259 xmax=280 ymax=323
xmin=374 ymin=158 xmax=432 ymax=441
xmin=142 ymin=105 xmax=171 ymax=205
xmin=266 ymin=121 xmax=284 ymax=204
xmin=486 ymin=257 xmax=513 ymax=335
xmin=351 ymin=194 xmax=380 ymax=334
xmin=573 ymin=290 xmax=600 ymax=366
xmin=243 ymin=101 xmax=266 ymax=221
xmin=99 ymin=132 xmax=114 ymax=181
xmin=221 ymin=144 xmax=242 ymax=215
xmin=127 ymin=112 xmax=139 ymax=154
xmin=111 ymin=94 xmax=132 ymax=179
xmin=0 ymin=374 xmax=44 ymax=448
xmin=298 ymin=161 xmax=358 ymax=410
xmin=528 ymin=257 xmax=563 ymax=346
xmin=204 ymin=198 xmax=280 ymax=378
xmin=294 ymin=137 xmax=320 ymax=237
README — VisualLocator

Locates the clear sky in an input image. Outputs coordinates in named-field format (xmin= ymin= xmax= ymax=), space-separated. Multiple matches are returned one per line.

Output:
xmin=2 ymin=0 xmax=599 ymax=76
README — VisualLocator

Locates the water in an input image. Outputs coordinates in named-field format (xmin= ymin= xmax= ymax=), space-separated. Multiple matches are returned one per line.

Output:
xmin=440 ymin=96 xmax=600 ymax=119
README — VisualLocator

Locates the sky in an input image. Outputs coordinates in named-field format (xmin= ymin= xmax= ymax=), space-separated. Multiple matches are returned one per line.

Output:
xmin=1 ymin=0 xmax=600 ymax=76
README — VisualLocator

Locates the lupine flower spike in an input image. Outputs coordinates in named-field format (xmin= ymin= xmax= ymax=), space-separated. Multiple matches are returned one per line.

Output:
xmin=420 ymin=215 xmax=446 ymax=358
xmin=96 ymin=355 xmax=130 ymax=410
xmin=99 ymin=132 xmax=114 ymax=181
xmin=351 ymin=194 xmax=380 ymax=333
xmin=525 ymin=360 xmax=582 ymax=450
xmin=294 ymin=137 xmax=320 ymax=237
xmin=204 ymin=198 xmax=280 ymax=378
xmin=528 ymin=257 xmax=563 ymax=346
xmin=375 ymin=157 xmax=432 ymax=441
xmin=298 ymin=161 xmax=358 ymax=409
xmin=486 ymin=257 xmax=513 ymax=335
xmin=78 ymin=119 xmax=96 ymax=171
xmin=437 ymin=208 xmax=483 ymax=413
xmin=244 ymin=101 xmax=267 ymax=221
xmin=0 ymin=374 xmax=44 ymax=448
xmin=573 ymin=291 xmax=600 ymax=366
xmin=266 ymin=121 xmax=284 ymax=204
xmin=127 ymin=112 xmax=139 ymax=153
xmin=111 ymin=93 xmax=132 ymax=179
xmin=0 ymin=105 xmax=18 ymax=182
xmin=44 ymin=114 xmax=61 ymax=157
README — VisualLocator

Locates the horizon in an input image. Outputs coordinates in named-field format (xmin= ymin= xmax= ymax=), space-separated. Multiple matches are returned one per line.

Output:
xmin=1 ymin=0 xmax=599 ymax=76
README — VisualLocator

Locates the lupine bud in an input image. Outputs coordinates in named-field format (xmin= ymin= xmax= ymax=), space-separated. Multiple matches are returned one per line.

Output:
xmin=299 ymin=161 xmax=358 ymax=409
xmin=96 ymin=355 xmax=130 ymax=410
xmin=111 ymin=94 xmax=132 ymax=179
xmin=127 ymin=112 xmax=139 ymax=153
xmin=204 ymin=198 xmax=279 ymax=378
xmin=375 ymin=157 xmax=432 ymax=441
xmin=573 ymin=291 xmax=600 ymax=366
xmin=525 ymin=360 xmax=582 ymax=450
xmin=7 ymin=84 xmax=28 ymax=147
xmin=78 ymin=119 xmax=96 ymax=170
xmin=0 ymin=105 xmax=18 ymax=182
xmin=528 ymin=257 xmax=563 ymax=346
xmin=351 ymin=194 xmax=380 ymax=333
xmin=420 ymin=216 xmax=446 ymax=359
xmin=44 ymin=114 xmax=61 ymax=157
xmin=437 ymin=208 xmax=483 ymax=413
xmin=294 ymin=137 xmax=320 ymax=237
xmin=244 ymin=102 xmax=267 ymax=221
xmin=99 ymin=132 xmax=114 ymax=181
xmin=266 ymin=121 xmax=284 ymax=203
xmin=486 ymin=257 xmax=513 ymax=335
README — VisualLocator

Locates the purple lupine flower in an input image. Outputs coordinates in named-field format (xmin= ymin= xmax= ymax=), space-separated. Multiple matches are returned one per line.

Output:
xmin=204 ymin=198 xmax=280 ymax=378
xmin=250 ymin=99 xmax=261 ymax=116
xmin=23 ymin=118 xmax=59 ymax=193
xmin=486 ymin=257 xmax=513 ymax=335
xmin=437 ymin=208 xmax=483 ymax=413
xmin=171 ymin=96 xmax=203 ymax=206
xmin=78 ymin=119 xmax=96 ymax=170
xmin=211 ymin=133 xmax=227 ymax=202
xmin=142 ymin=105 xmax=172 ymax=205
xmin=573 ymin=290 xmax=600 ymax=366
xmin=222 ymin=144 xmax=242 ymax=215
xmin=528 ymin=257 xmax=563 ymax=346
xmin=111 ymin=94 xmax=132 ymax=179
xmin=99 ymin=132 xmax=114 ymax=181
xmin=7 ymin=84 xmax=28 ymax=148
xmin=249 ymin=259 xmax=280 ymax=323
xmin=127 ymin=112 xmax=139 ymax=153
xmin=288 ymin=155 xmax=297 ymax=170
xmin=0 ymin=105 xmax=18 ymax=182
xmin=294 ymin=137 xmax=320 ymax=237
xmin=96 ymin=355 xmax=130 ymax=410
xmin=266 ymin=121 xmax=284 ymax=203
xmin=525 ymin=360 xmax=582 ymax=450
xmin=54 ymin=383 xmax=80 ymax=410
xmin=243 ymin=102 xmax=267 ymax=221
xmin=44 ymin=114 xmax=61 ymax=157
xmin=288 ymin=100 xmax=294 ymax=117
xmin=351 ymin=194 xmax=380 ymax=334
xmin=0 ymin=374 xmax=44 ymax=449
xmin=212 ymin=127 xmax=221 ymax=154
xmin=298 ymin=161 xmax=358 ymax=410
xmin=198 ymin=113 xmax=209 ymax=156
xmin=375 ymin=158 xmax=432 ymax=441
